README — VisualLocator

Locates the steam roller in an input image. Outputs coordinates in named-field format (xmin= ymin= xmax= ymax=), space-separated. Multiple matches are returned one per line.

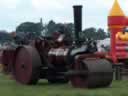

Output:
xmin=1 ymin=5 xmax=113 ymax=88
xmin=70 ymin=58 xmax=113 ymax=88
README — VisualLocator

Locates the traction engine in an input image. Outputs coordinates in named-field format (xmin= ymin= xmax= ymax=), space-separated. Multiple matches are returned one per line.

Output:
xmin=1 ymin=5 xmax=113 ymax=88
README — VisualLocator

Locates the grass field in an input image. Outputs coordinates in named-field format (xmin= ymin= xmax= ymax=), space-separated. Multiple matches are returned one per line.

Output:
xmin=0 ymin=74 xmax=128 ymax=96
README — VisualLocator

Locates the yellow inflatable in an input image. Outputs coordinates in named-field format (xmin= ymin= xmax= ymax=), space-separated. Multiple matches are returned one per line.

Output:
xmin=116 ymin=32 xmax=122 ymax=40
xmin=116 ymin=32 xmax=128 ymax=41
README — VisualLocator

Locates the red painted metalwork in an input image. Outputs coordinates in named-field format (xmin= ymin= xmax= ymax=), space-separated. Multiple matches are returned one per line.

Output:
xmin=14 ymin=46 xmax=41 ymax=84
xmin=124 ymin=17 xmax=128 ymax=26
xmin=2 ymin=49 xmax=15 ymax=74
xmin=116 ymin=41 xmax=128 ymax=46
xmin=116 ymin=46 xmax=128 ymax=51
xmin=108 ymin=27 xmax=123 ymax=63
xmin=108 ymin=16 xmax=125 ymax=26
xmin=70 ymin=55 xmax=113 ymax=88
xmin=107 ymin=1 xmax=128 ymax=64
xmin=108 ymin=15 xmax=126 ymax=63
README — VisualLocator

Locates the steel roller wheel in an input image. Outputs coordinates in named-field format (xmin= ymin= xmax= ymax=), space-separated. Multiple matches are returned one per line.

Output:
xmin=2 ymin=50 xmax=9 ymax=73
xmin=2 ymin=50 xmax=14 ymax=74
xmin=13 ymin=46 xmax=42 ymax=85
xmin=70 ymin=59 xmax=113 ymax=88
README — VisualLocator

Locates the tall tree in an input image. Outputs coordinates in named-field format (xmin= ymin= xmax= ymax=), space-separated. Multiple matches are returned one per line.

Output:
xmin=82 ymin=27 xmax=97 ymax=39
xmin=16 ymin=21 xmax=43 ymax=37
xmin=0 ymin=31 xmax=13 ymax=43
xmin=46 ymin=20 xmax=57 ymax=36
xmin=82 ymin=27 xmax=107 ymax=40
xmin=96 ymin=28 xmax=106 ymax=39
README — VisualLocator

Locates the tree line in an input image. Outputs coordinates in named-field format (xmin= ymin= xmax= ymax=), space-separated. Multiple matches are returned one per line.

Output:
xmin=0 ymin=20 xmax=110 ymax=43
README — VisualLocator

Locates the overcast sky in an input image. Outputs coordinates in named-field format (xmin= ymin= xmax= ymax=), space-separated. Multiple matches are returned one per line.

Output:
xmin=0 ymin=0 xmax=128 ymax=32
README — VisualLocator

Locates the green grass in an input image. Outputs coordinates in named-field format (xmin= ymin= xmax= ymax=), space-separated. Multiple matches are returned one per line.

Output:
xmin=0 ymin=74 xmax=128 ymax=96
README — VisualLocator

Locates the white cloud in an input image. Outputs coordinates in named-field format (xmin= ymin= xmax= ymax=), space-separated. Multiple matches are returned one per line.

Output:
xmin=31 ymin=0 xmax=114 ymax=23
xmin=86 ymin=0 xmax=113 ymax=9
xmin=119 ymin=0 xmax=128 ymax=15
xmin=32 ymin=0 xmax=64 ymax=11
xmin=0 ymin=0 xmax=20 ymax=9
xmin=31 ymin=0 xmax=87 ymax=12
xmin=1 ymin=0 xmax=128 ymax=31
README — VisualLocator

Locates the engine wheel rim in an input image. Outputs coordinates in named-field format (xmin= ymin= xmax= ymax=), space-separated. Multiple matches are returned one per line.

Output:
xmin=15 ymin=48 xmax=32 ymax=84
xmin=70 ymin=61 xmax=88 ymax=88
xmin=14 ymin=46 xmax=41 ymax=84
xmin=70 ymin=59 xmax=113 ymax=88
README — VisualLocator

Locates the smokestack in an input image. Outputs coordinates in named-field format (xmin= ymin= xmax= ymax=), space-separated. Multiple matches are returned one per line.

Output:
xmin=73 ymin=5 xmax=82 ymax=45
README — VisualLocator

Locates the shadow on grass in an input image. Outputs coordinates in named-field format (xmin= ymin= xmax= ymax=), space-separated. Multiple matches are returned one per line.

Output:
xmin=36 ymin=80 xmax=69 ymax=87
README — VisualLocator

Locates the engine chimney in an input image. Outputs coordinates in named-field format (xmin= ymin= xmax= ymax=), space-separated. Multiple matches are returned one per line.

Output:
xmin=73 ymin=5 xmax=82 ymax=45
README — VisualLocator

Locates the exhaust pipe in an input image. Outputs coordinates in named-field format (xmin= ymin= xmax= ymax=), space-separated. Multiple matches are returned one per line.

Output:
xmin=73 ymin=5 xmax=82 ymax=45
